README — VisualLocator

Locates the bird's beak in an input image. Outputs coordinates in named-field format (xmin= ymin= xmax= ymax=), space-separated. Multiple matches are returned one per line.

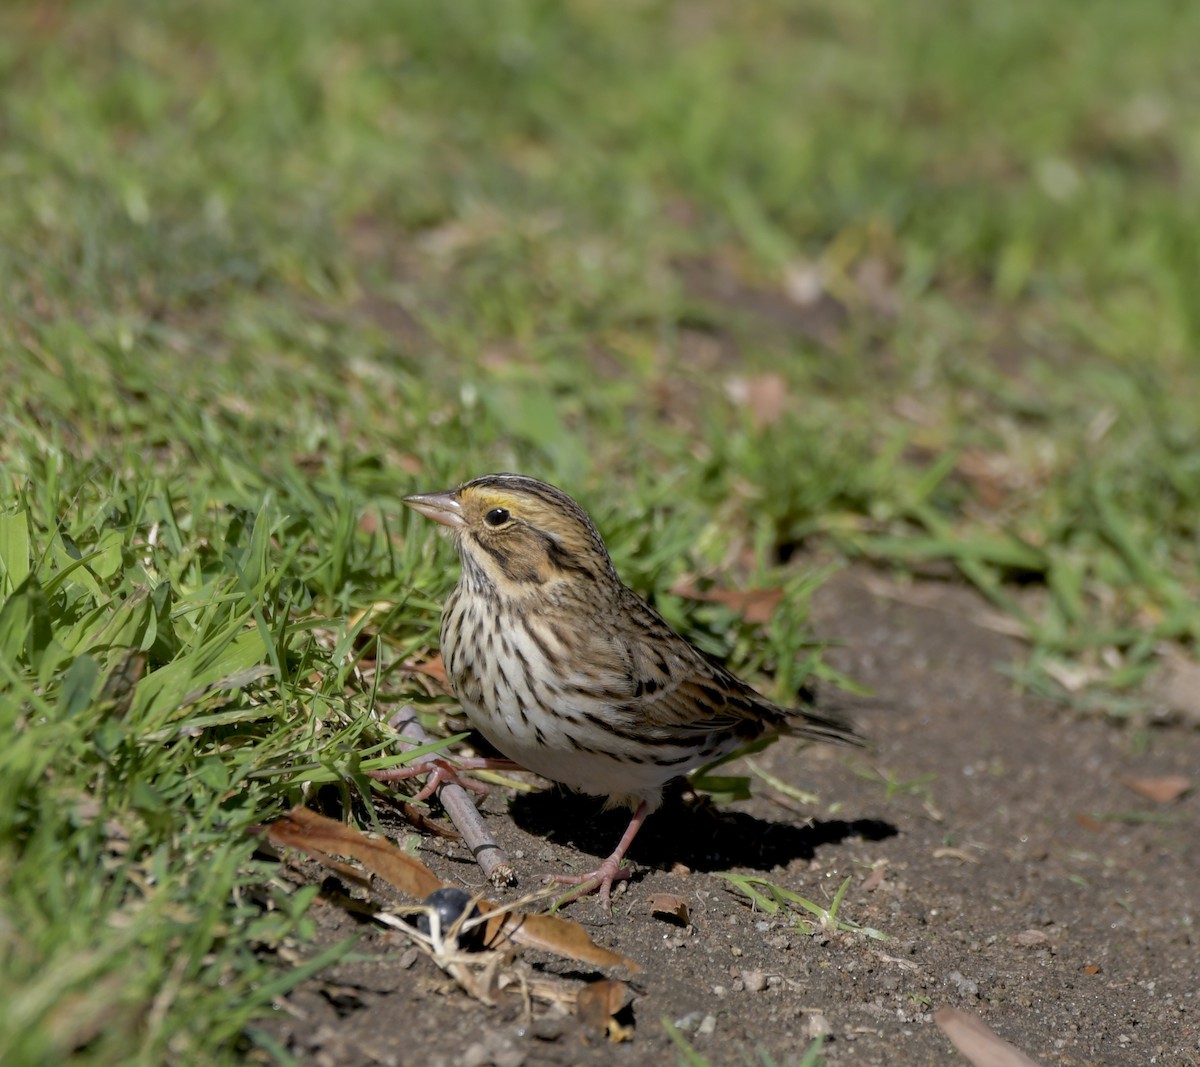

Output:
xmin=403 ymin=490 xmax=465 ymax=528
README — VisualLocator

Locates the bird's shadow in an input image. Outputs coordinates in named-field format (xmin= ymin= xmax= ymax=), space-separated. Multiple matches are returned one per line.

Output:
xmin=509 ymin=783 xmax=896 ymax=876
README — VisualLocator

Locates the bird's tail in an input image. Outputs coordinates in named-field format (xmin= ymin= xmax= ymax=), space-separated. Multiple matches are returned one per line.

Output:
xmin=785 ymin=703 xmax=866 ymax=748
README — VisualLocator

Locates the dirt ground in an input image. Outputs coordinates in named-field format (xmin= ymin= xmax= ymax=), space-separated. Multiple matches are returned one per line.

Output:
xmin=260 ymin=568 xmax=1199 ymax=1066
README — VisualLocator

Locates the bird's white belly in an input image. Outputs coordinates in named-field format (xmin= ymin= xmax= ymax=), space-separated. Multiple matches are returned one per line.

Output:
xmin=462 ymin=694 xmax=679 ymax=803
xmin=443 ymin=591 xmax=700 ymax=806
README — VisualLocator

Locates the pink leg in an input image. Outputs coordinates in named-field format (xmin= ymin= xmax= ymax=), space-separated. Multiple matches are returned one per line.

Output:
xmin=544 ymin=800 xmax=650 ymax=908
xmin=368 ymin=756 xmax=522 ymax=801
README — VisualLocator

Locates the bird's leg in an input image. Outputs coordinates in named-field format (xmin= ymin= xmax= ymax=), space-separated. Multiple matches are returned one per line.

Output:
xmin=370 ymin=709 xmax=523 ymax=800
xmin=544 ymin=799 xmax=650 ymax=908
xmin=368 ymin=756 xmax=522 ymax=801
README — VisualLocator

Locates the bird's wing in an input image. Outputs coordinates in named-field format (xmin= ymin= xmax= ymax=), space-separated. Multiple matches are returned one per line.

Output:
xmin=578 ymin=589 xmax=861 ymax=747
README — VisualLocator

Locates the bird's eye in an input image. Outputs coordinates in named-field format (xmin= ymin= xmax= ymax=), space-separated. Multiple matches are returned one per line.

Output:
xmin=484 ymin=507 xmax=510 ymax=527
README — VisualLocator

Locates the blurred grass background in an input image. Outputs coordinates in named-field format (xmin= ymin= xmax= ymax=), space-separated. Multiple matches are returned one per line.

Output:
xmin=2 ymin=0 xmax=1198 ymax=1061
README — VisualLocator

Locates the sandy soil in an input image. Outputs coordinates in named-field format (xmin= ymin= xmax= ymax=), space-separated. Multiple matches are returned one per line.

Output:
xmin=260 ymin=568 xmax=1198 ymax=1066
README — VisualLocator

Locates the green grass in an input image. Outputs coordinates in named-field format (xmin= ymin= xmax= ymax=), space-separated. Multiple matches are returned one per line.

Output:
xmin=2 ymin=0 xmax=1199 ymax=1060
xmin=718 ymin=873 xmax=888 ymax=941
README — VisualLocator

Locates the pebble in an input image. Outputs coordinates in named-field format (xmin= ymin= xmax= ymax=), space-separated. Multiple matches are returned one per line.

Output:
xmin=742 ymin=969 xmax=767 ymax=993
xmin=946 ymin=970 xmax=980 ymax=998
xmin=806 ymin=1013 xmax=832 ymax=1039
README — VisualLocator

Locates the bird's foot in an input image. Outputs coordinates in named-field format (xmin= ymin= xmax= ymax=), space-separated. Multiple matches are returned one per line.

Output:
xmin=368 ymin=756 xmax=518 ymax=802
xmin=543 ymin=855 xmax=636 ymax=908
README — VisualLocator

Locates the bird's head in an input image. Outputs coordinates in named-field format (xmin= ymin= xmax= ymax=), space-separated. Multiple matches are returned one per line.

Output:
xmin=404 ymin=474 xmax=617 ymax=596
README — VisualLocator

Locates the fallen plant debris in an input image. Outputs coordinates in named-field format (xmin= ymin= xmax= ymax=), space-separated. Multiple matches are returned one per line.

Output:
xmin=576 ymin=978 xmax=635 ymax=1042
xmin=1119 ymin=774 xmax=1191 ymax=804
xmin=260 ymin=807 xmax=638 ymax=1018
xmin=669 ymin=577 xmax=786 ymax=625
xmin=648 ymin=893 xmax=690 ymax=926
xmin=933 ymin=1006 xmax=1045 ymax=1067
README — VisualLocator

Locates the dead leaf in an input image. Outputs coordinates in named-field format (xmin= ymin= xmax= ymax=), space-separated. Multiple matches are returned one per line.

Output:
xmin=1010 ymin=929 xmax=1051 ymax=949
xmin=263 ymin=806 xmax=445 ymax=899
xmin=577 ymin=979 xmax=633 ymax=1042
xmin=292 ymin=452 xmax=325 ymax=475
xmin=934 ymin=1007 xmax=1045 ymax=1067
xmin=1119 ymin=775 xmax=1191 ymax=804
xmin=1081 ymin=964 xmax=1102 ymax=976
xmin=860 ymin=863 xmax=888 ymax=892
xmin=725 ymin=373 xmax=789 ymax=428
xmin=670 ymin=580 xmax=784 ymax=625
xmin=99 ymin=651 xmax=147 ymax=718
xmin=486 ymin=909 xmax=638 ymax=973
xmin=932 ymin=847 xmax=978 ymax=864
xmin=260 ymin=808 xmax=638 ymax=973
xmin=649 ymin=894 xmax=690 ymax=925
xmin=399 ymin=802 xmax=459 ymax=838
xmin=402 ymin=653 xmax=449 ymax=687
xmin=956 ymin=450 xmax=1014 ymax=510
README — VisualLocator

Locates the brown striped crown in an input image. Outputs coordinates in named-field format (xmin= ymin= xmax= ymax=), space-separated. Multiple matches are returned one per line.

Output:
xmin=405 ymin=474 xmax=619 ymax=592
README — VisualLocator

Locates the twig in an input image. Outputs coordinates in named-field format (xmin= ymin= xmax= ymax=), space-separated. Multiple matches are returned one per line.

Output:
xmin=388 ymin=707 xmax=517 ymax=887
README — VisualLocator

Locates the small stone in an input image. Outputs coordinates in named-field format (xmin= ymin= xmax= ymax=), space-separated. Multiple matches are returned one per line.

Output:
xmin=461 ymin=1043 xmax=489 ymax=1067
xmin=806 ymin=1013 xmax=832 ymax=1040
xmin=743 ymin=969 xmax=767 ymax=993
xmin=531 ymin=1014 xmax=569 ymax=1042
xmin=946 ymin=970 xmax=979 ymax=998
xmin=697 ymin=1014 xmax=717 ymax=1037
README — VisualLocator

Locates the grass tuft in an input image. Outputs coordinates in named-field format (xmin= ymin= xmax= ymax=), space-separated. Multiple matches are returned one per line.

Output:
xmin=2 ymin=0 xmax=1198 ymax=1057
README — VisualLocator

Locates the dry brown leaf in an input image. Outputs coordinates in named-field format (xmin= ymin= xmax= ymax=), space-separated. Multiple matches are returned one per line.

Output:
xmin=1119 ymin=775 xmax=1191 ymax=804
xmin=577 ymin=979 xmax=633 ymax=1041
xmin=402 ymin=653 xmax=449 ymax=687
xmin=264 ymin=806 xmax=445 ymax=899
xmin=934 ymin=1007 xmax=1045 ymax=1067
xmin=486 ymin=910 xmax=638 ymax=973
xmin=932 ymin=847 xmax=978 ymax=864
xmin=860 ymin=863 xmax=888 ymax=892
xmin=99 ymin=650 xmax=147 ymax=717
xmin=956 ymin=450 xmax=1013 ymax=510
xmin=1010 ymin=929 xmax=1051 ymax=949
xmin=261 ymin=807 xmax=638 ymax=973
xmin=398 ymin=802 xmax=459 ymax=838
xmin=726 ymin=373 xmax=788 ymax=428
xmin=671 ymin=580 xmax=784 ymax=625
xmin=649 ymin=893 xmax=690 ymax=925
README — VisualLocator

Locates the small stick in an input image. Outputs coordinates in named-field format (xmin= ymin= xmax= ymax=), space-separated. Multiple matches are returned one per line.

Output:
xmin=387 ymin=707 xmax=517 ymax=887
